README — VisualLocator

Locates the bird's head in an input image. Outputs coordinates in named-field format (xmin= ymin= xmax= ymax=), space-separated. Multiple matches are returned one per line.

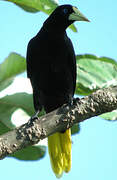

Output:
xmin=44 ymin=5 xmax=90 ymax=31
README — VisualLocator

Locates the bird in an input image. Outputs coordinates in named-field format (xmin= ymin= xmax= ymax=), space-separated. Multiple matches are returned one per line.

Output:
xmin=26 ymin=4 xmax=89 ymax=178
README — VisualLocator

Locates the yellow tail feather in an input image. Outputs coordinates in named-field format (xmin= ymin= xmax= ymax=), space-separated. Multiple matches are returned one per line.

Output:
xmin=48 ymin=129 xmax=71 ymax=178
xmin=60 ymin=129 xmax=71 ymax=173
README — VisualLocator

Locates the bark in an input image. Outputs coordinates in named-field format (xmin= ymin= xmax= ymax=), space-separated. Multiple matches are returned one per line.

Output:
xmin=0 ymin=86 xmax=117 ymax=159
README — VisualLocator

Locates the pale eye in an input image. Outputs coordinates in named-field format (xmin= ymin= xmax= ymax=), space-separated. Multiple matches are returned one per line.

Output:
xmin=63 ymin=8 xmax=68 ymax=14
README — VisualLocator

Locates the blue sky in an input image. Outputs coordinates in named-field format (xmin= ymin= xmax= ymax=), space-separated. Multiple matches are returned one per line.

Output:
xmin=0 ymin=0 xmax=117 ymax=180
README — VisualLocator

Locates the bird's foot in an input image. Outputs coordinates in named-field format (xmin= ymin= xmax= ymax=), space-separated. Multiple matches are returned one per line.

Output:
xmin=68 ymin=97 xmax=80 ymax=106
xmin=73 ymin=97 xmax=80 ymax=105
xmin=30 ymin=110 xmax=40 ymax=121
xmin=67 ymin=97 xmax=74 ymax=109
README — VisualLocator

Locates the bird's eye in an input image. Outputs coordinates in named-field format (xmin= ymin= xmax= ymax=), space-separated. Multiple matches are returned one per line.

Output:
xmin=63 ymin=8 xmax=68 ymax=14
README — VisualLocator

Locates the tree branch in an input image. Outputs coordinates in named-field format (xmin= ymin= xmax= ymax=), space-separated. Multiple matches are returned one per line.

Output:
xmin=0 ymin=86 xmax=117 ymax=159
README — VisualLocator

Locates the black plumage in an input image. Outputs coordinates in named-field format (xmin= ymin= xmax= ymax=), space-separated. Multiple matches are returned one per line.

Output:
xmin=26 ymin=4 xmax=89 ymax=177
xmin=27 ymin=5 xmax=77 ymax=114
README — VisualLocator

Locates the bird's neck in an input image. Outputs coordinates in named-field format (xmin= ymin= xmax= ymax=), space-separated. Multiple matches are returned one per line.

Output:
xmin=42 ymin=26 xmax=67 ymax=38
xmin=43 ymin=18 xmax=68 ymax=34
xmin=42 ymin=27 xmax=67 ymax=40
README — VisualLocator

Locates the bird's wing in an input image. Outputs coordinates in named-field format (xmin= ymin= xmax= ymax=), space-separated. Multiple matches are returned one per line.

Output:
xmin=26 ymin=37 xmax=43 ymax=111
xmin=65 ymin=35 xmax=77 ymax=96
xmin=26 ymin=37 xmax=37 ymax=79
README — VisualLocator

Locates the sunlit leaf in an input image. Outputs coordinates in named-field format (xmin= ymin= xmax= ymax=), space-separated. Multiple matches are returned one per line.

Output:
xmin=76 ymin=54 xmax=117 ymax=95
xmin=100 ymin=110 xmax=117 ymax=121
xmin=0 ymin=53 xmax=26 ymax=91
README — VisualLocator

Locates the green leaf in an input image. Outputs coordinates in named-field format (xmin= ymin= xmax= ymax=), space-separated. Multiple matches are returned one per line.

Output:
xmin=71 ymin=123 xmax=80 ymax=135
xmin=0 ymin=121 xmax=10 ymax=135
xmin=0 ymin=53 xmax=26 ymax=91
xmin=5 ymin=0 xmax=58 ymax=14
xmin=0 ymin=92 xmax=46 ymax=161
xmin=69 ymin=24 xmax=77 ymax=32
xmin=4 ymin=0 xmax=77 ymax=32
xmin=100 ymin=110 xmax=117 ymax=121
xmin=76 ymin=54 xmax=117 ymax=95
xmin=10 ymin=145 xmax=46 ymax=160
xmin=0 ymin=93 xmax=34 ymax=129
xmin=15 ymin=3 xmax=39 ymax=13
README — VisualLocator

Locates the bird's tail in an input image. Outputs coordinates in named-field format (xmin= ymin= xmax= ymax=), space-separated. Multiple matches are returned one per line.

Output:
xmin=48 ymin=129 xmax=71 ymax=178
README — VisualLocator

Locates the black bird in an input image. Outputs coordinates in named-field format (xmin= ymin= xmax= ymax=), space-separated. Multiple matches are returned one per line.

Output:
xmin=26 ymin=4 xmax=89 ymax=178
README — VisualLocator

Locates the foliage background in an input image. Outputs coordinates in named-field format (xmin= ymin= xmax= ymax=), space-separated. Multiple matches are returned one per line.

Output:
xmin=0 ymin=0 xmax=117 ymax=179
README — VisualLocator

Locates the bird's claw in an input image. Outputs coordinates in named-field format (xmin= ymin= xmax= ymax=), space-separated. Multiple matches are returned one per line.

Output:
xmin=30 ymin=110 xmax=40 ymax=121
xmin=73 ymin=97 xmax=80 ymax=105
